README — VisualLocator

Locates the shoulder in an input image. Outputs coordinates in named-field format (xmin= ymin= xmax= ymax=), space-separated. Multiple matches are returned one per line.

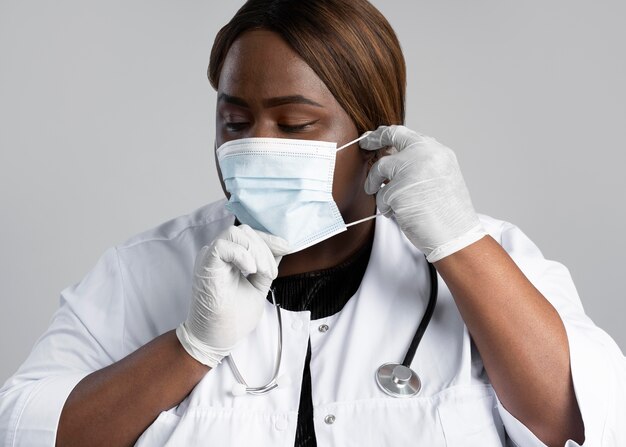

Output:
xmin=476 ymin=212 xmax=535 ymax=249
xmin=97 ymin=198 xmax=234 ymax=348
xmin=476 ymin=212 xmax=508 ymax=244
xmin=115 ymin=198 xmax=233 ymax=252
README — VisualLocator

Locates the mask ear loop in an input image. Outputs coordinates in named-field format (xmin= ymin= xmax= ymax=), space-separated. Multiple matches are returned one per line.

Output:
xmin=345 ymin=213 xmax=381 ymax=227
xmin=336 ymin=131 xmax=372 ymax=151
xmin=337 ymin=132 xmax=384 ymax=227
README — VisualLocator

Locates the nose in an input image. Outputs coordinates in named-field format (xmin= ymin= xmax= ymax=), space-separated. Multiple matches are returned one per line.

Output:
xmin=216 ymin=119 xmax=285 ymax=149
xmin=245 ymin=121 xmax=283 ymax=140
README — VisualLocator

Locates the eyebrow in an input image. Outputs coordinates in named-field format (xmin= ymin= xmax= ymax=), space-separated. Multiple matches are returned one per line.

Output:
xmin=218 ymin=93 xmax=324 ymax=109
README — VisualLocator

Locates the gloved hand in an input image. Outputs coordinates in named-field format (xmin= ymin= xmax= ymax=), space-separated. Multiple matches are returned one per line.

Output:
xmin=360 ymin=125 xmax=487 ymax=263
xmin=176 ymin=224 xmax=290 ymax=368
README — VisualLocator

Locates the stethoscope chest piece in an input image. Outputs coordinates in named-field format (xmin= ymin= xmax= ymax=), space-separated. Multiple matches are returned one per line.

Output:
xmin=375 ymin=362 xmax=421 ymax=398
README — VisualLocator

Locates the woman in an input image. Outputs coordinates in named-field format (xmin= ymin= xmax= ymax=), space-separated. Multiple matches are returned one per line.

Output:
xmin=1 ymin=0 xmax=624 ymax=446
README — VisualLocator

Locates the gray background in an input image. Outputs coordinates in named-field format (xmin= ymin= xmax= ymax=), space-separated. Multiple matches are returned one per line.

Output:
xmin=1 ymin=0 xmax=624 ymax=384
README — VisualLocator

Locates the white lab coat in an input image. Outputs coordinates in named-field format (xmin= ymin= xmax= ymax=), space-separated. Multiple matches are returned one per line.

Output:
xmin=1 ymin=199 xmax=625 ymax=446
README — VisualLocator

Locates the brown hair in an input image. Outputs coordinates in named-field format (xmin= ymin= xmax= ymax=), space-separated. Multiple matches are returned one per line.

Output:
xmin=208 ymin=0 xmax=406 ymax=135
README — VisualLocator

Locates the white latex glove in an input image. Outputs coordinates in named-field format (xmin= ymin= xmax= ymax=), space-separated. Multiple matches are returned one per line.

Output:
xmin=360 ymin=125 xmax=488 ymax=263
xmin=176 ymin=224 xmax=290 ymax=368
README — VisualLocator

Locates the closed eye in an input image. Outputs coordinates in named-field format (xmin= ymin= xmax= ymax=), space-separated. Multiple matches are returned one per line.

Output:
xmin=225 ymin=122 xmax=249 ymax=132
xmin=278 ymin=120 xmax=319 ymax=133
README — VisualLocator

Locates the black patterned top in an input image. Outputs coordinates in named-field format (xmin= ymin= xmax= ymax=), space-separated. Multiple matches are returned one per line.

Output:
xmin=267 ymin=237 xmax=373 ymax=447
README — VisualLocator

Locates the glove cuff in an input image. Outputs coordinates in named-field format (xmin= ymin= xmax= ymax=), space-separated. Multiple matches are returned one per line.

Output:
xmin=176 ymin=323 xmax=231 ymax=368
xmin=425 ymin=225 xmax=488 ymax=263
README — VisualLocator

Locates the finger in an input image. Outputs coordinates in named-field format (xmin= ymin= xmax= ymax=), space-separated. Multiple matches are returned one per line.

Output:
xmin=211 ymin=239 xmax=257 ymax=275
xmin=384 ymin=125 xmax=417 ymax=151
xmin=240 ymin=227 xmax=289 ymax=292
xmin=192 ymin=245 xmax=213 ymax=277
xmin=360 ymin=125 xmax=429 ymax=152
xmin=253 ymin=229 xmax=290 ymax=256
xmin=364 ymin=156 xmax=396 ymax=195
xmin=222 ymin=225 xmax=251 ymax=247
xmin=223 ymin=225 xmax=277 ymax=277
xmin=255 ymin=232 xmax=288 ymax=277
xmin=375 ymin=187 xmax=393 ymax=217
xmin=217 ymin=226 xmax=263 ymax=275
xmin=358 ymin=125 xmax=389 ymax=150
xmin=237 ymin=225 xmax=279 ymax=280
xmin=247 ymin=270 xmax=275 ymax=293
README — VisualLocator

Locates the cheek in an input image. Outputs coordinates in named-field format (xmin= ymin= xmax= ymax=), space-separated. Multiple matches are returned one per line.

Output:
xmin=214 ymin=151 xmax=230 ymax=199
xmin=331 ymin=147 xmax=370 ymax=207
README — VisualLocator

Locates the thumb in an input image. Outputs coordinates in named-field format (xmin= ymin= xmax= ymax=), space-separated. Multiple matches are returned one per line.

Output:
xmin=359 ymin=125 xmax=391 ymax=150
xmin=255 ymin=230 xmax=291 ymax=256
xmin=360 ymin=125 xmax=428 ymax=152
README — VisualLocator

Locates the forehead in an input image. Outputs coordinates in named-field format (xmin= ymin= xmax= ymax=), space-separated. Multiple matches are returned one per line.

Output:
xmin=218 ymin=29 xmax=332 ymax=101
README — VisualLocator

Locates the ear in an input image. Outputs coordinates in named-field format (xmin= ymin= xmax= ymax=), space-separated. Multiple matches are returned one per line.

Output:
xmin=363 ymin=147 xmax=389 ymax=172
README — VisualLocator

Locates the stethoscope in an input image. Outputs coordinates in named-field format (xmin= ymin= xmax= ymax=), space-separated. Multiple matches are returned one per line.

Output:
xmin=228 ymin=254 xmax=438 ymax=398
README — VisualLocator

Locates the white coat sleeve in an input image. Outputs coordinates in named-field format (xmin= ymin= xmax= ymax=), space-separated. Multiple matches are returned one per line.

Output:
xmin=493 ymin=221 xmax=626 ymax=447
xmin=0 ymin=247 xmax=126 ymax=447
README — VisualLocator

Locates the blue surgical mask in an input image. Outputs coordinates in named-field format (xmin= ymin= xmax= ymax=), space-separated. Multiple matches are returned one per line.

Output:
xmin=216 ymin=134 xmax=377 ymax=254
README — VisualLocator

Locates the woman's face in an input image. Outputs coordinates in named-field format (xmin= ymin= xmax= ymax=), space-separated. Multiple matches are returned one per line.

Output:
xmin=214 ymin=29 xmax=376 ymax=224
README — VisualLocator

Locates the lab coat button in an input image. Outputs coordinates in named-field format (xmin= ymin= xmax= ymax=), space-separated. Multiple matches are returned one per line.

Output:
xmin=291 ymin=319 xmax=303 ymax=331
xmin=324 ymin=414 xmax=336 ymax=425
xmin=318 ymin=324 xmax=329 ymax=333
xmin=275 ymin=417 xmax=288 ymax=431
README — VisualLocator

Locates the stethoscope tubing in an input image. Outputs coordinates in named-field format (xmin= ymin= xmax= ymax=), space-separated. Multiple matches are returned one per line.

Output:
xmin=227 ymin=289 xmax=283 ymax=395
xmin=402 ymin=256 xmax=438 ymax=367
xmin=229 ymin=255 xmax=438 ymax=397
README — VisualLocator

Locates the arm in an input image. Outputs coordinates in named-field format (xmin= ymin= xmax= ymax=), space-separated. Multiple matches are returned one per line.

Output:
xmin=58 ymin=225 xmax=289 ymax=446
xmin=0 ymin=226 xmax=288 ymax=447
xmin=359 ymin=125 xmax=626 ymax=446
xmin=434 ymin=235 xmax=584 ymax=446
xmin=57 ymin=330 xmax=208 ymax=447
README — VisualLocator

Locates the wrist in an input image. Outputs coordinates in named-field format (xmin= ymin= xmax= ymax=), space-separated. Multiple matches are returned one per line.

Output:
xmin=425 ymin=225 xmax=488 ymax=263
xmin=175 ymin=323 xmax=231 ymax=369
xmin=168 ymin=329 xmax=212 ymax=378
